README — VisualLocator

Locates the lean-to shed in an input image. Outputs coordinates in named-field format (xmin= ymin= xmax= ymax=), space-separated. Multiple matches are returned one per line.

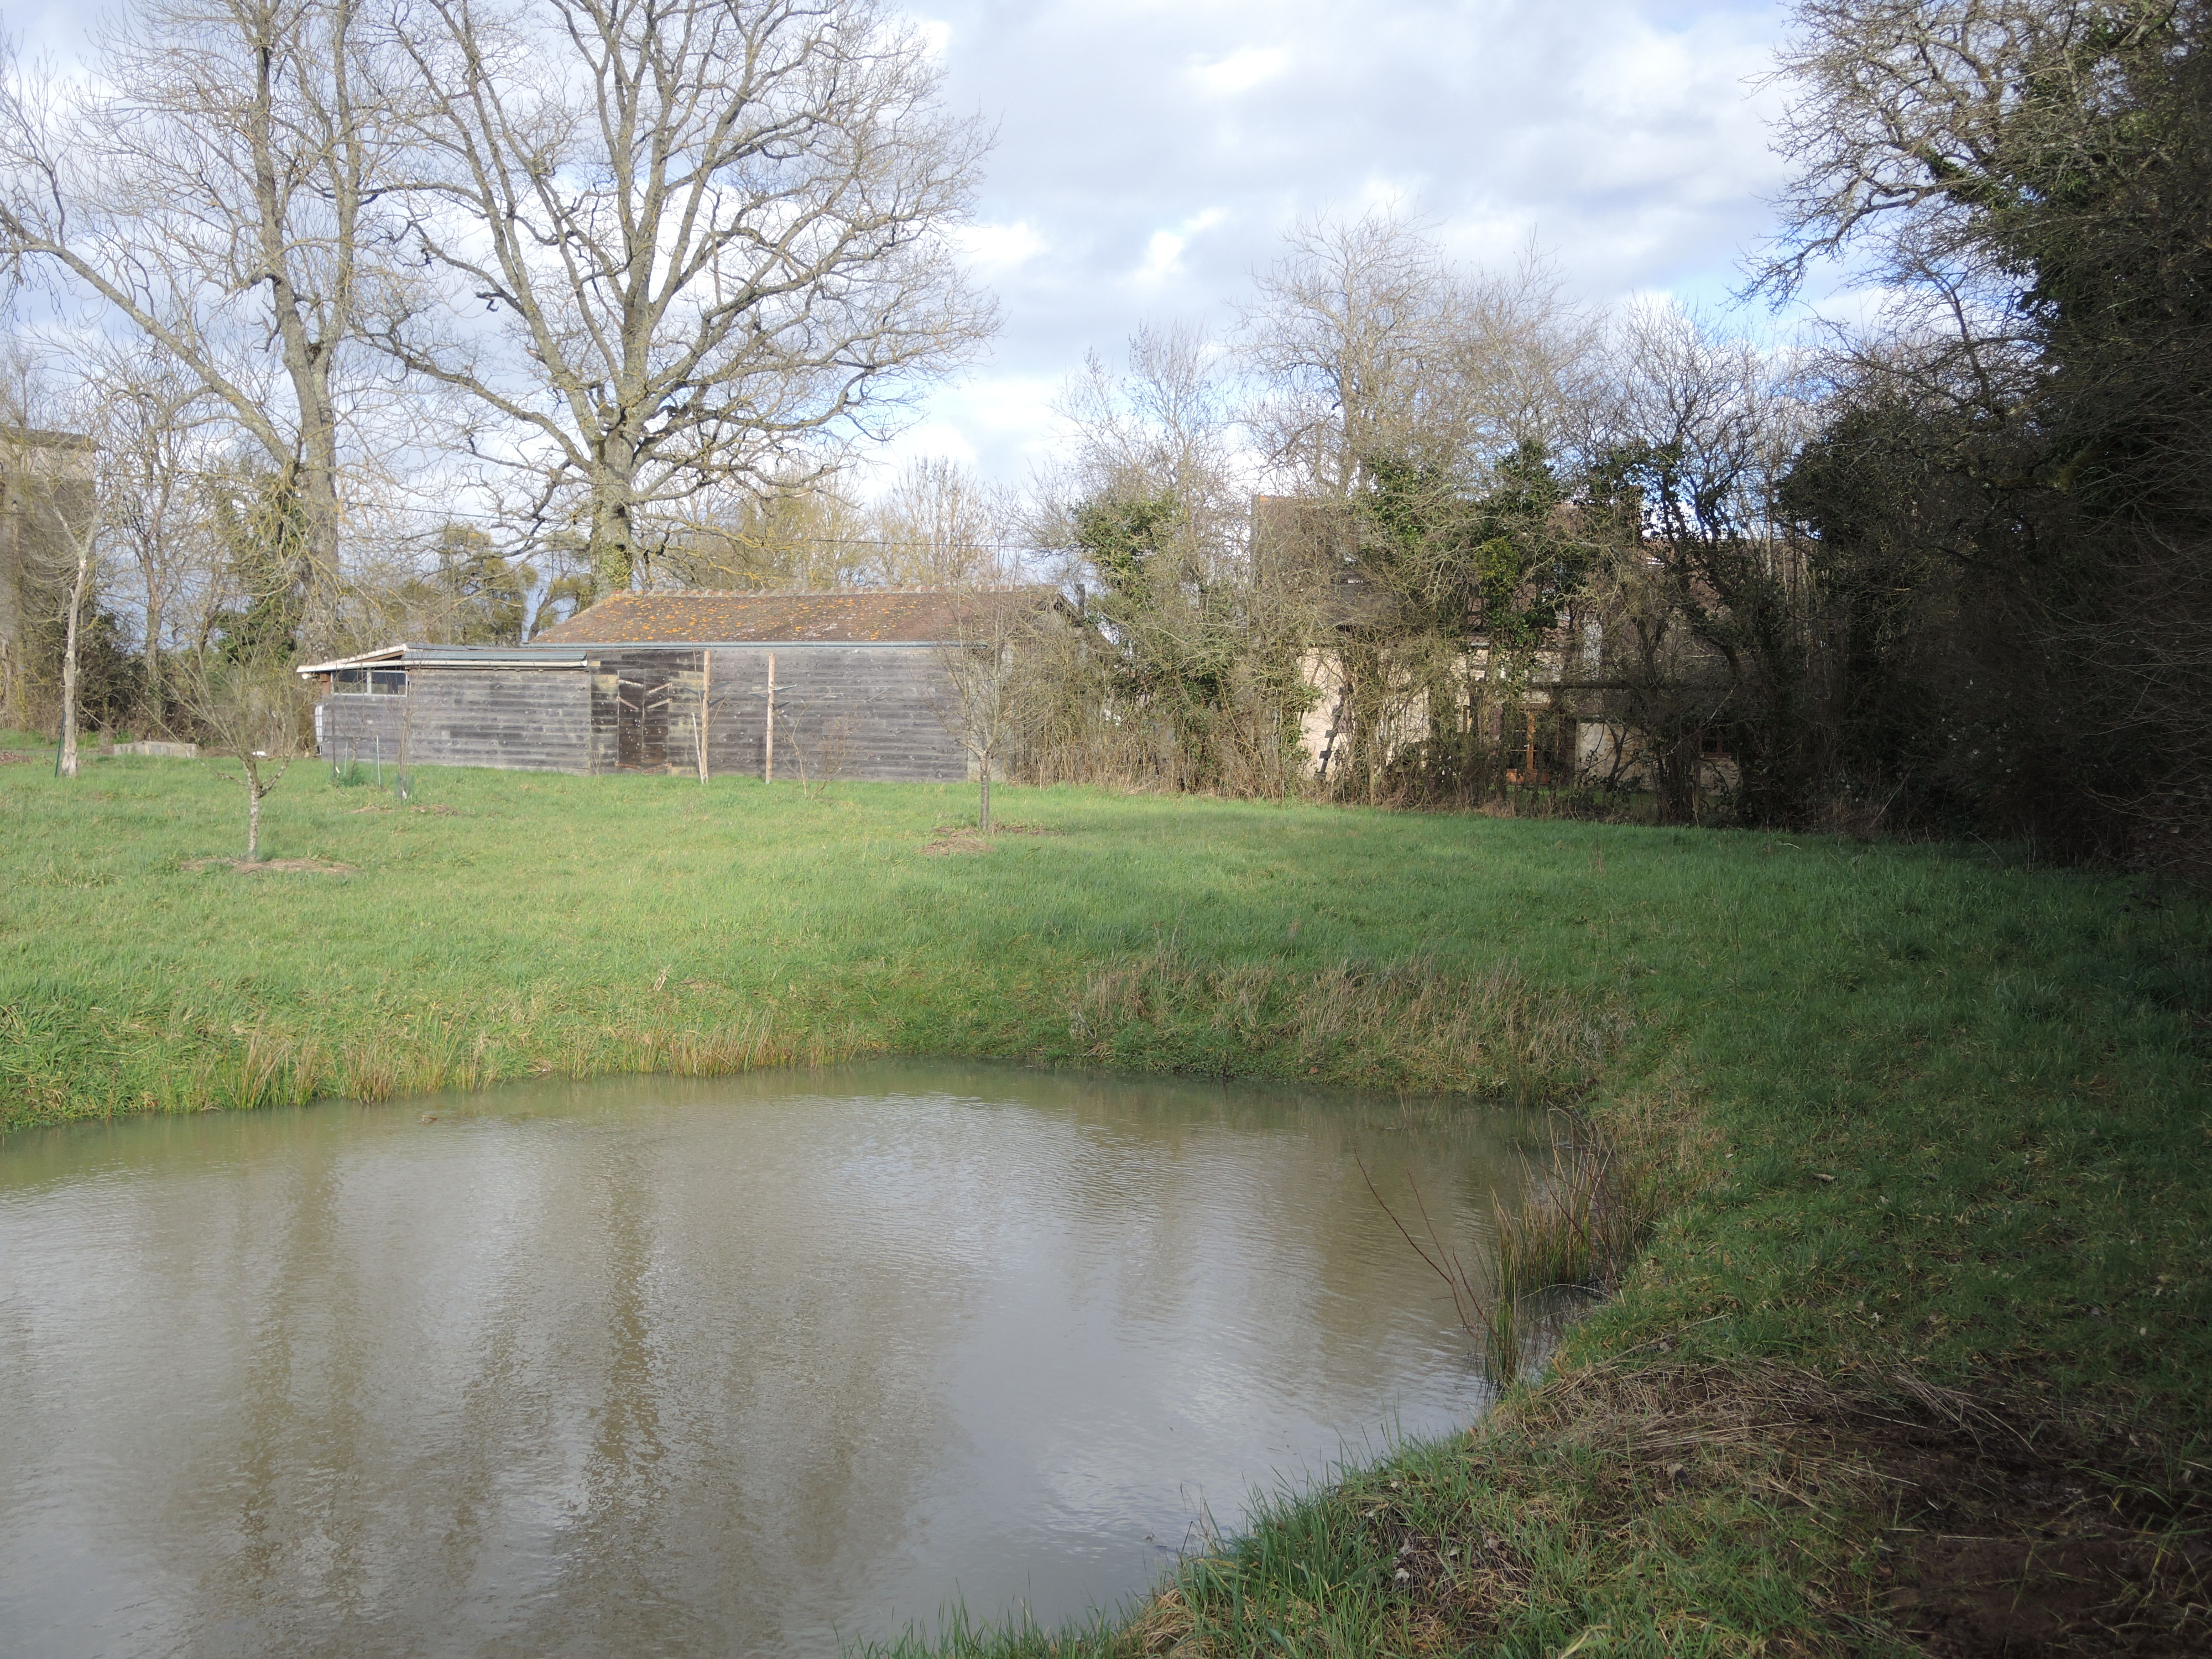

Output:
xmin=300 ymin=590 xmax=1012 ymax=781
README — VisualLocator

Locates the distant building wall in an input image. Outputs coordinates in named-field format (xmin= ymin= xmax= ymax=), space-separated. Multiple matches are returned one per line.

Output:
xmin=312 ymin=646 xmax=965 ymax=781
xmin=1 ymin=431 xmax=97 ymax=729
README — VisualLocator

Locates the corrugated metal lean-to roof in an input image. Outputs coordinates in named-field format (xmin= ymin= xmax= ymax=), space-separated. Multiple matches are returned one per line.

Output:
xmin=533 ymin=590 xmax=980 ymax=646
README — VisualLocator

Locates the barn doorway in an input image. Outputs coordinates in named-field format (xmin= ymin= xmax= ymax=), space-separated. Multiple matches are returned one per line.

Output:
xmin=614 ymin=665 xmax=674 ymax=770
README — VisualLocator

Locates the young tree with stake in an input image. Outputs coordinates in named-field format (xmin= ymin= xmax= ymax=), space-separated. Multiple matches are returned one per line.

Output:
xmin=933 ymin=590 xmax=1040 ymax=837
xmin=185 ymin=655 xmax=310 ymax=862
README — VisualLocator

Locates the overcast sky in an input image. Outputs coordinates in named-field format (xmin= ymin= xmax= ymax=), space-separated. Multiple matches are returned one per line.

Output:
xmin=8 ymin=0 xmax=1812 ymax=493
xmin=894 ymin=0 xmax=1806 ymax=487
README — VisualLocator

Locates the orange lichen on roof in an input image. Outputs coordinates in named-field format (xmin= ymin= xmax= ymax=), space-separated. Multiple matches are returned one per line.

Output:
xmin=535 ymin=589 xmax=1001 ymax=645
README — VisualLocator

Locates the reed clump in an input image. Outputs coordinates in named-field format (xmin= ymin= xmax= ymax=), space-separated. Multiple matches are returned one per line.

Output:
xmin=1362 ymin=1115 xmax=1658 ymax=1388
xmin=1493 ymin=1113 xmax=1658 ymax=1303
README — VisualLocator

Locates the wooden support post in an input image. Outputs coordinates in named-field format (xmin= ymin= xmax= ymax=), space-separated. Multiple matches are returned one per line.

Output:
xmin=763 ymin=651 xmax=776 ymax=783
xmin=698 ymin=651 xmax=712 ymax=783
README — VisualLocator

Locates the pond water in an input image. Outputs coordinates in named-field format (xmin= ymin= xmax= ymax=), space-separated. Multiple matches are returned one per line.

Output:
xmin=0 ymin=1063 xmax=1540 ymax=1657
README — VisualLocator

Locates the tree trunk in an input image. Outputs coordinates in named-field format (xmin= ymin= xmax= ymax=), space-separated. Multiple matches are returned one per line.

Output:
xmin=978 ymin=762 xmax=992 ymax=835
xmin=295 ymin=422 xmax=344 ymax=623
xmin=57 ymin=541 xmax=90 ymax=779
xmin=142 ymin=603 xmax=163 ymax=726
xmin=590 ymin=462 xmax=637 ymax=596
xmin=245 ymin=776 xmax=263 ymax=862
xmin=249 ymin=10 xmax=351 ymax=625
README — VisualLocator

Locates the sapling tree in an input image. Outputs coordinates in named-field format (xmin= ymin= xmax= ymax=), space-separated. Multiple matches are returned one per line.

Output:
xmin=932 ymin=589 xmax=1039 ymax=836
xmin=185 ymin=655 xmax=310 ymax=861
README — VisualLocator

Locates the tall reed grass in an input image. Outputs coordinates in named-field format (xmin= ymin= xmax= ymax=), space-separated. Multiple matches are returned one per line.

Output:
xmin=1363 ymin=1113 xmax=1658 ymax=1386
xmin=1072 ymin=941 xmax=1630 ymax=1101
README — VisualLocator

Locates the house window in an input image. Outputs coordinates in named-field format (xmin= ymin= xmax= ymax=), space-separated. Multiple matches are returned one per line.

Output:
xmin=331 ymin=668 xmax=408 ymax=695
xmin=1699 ymin=727 xmax=1731 ymax=759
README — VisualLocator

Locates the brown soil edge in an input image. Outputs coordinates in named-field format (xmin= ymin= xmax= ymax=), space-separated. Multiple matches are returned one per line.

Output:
xmin=180 ymin=857 xmax=358 ymax=875
xmin=1157 ymin=1359 xmax=2212 ymax=1658
xmin=1542 ymin=1361 xmax=2209 ymax=1657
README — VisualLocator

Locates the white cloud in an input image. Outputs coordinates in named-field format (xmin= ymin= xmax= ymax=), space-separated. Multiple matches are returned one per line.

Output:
xmin=1191 ymin=46 xmax=1291 ymax=96
xmin=915 ymin=16 xmax=954 ymax=60
xmin=954 ymin=221 xmax=1049 ymax=276
xmin=898 ymin=0 xmax=1799 ymax=486
xmin=7 ymin=0 xmax=1811 ymax=497
xmin=1131 ymin=209 xmax=1226 ymax=288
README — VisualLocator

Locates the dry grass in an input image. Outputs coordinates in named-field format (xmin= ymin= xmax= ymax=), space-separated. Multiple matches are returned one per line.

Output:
xmin=1070 ymin=942 xmax=1630 ymax=1100
xmin=921 ymin=832 xmax=993 ymax=855
xmin=51 ymin=1008 xmax=856 ymax=1119
xmin=1026 ymin=1360 xmax=2210 ymax=1659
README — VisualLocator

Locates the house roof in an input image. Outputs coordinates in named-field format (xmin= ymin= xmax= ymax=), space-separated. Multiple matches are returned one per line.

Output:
xmin=534 ymin=589 xmax=997 ymax=646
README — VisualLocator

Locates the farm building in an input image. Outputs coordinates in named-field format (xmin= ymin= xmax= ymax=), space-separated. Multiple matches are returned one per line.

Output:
xmin=0 ymin=429 xmax=97 ymax=730
xmin=299 ymin=591 xmax=1010 ymax=781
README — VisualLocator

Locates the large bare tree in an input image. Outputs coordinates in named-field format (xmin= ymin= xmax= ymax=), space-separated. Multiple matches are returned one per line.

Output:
xmin=863 ymin=457 xmax=1014 ymax=588
xmin=0 ymin=0 xmax=397 ymax=622
xmin=379 ymin=0 xmax=995 ymax=597
xmin=1239 ymin=211 xmax=1598 ymax=499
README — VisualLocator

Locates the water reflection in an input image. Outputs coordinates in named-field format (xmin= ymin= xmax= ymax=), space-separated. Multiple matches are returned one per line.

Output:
xmin=0 ymin=1064 xmax=1538 ymax=1657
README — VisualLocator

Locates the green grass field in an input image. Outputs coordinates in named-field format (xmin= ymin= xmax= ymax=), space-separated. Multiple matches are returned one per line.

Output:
xmin=3 ymin=748 xmax=2207 ymax=1654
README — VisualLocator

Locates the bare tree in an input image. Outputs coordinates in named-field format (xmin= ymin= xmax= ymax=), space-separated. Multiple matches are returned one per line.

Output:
xmin=45 ymin=458 xmax=105 ymax=779
xmin=0 ymin=0 xmax=401 ymax=619
xmin=656 ymin=467 xmax=875 ymax=591
xmin=932 ymin=588 xmax=1041 ymax=835
xmin=379 ymin=0 xmax=995 ymax=596
xmin=1239 ymin=210 xmax=1598 ymax=498
xmin=2 ymin=431 xmax=103 ymax=775
xmin=92 ymin=347 xmax=225 ymax=719
xmin=1035 ymin=325 xmax=1315 ymax=795
xmin=0 ymin=352 xmax=106 ymax=768
xmin=185 ymin=655 xmax=311 ymax=860
xmin=1584 ymin=302 xmax=1823 ymax=822
xmin=863 ymin=457 xmax=1015 ymax=588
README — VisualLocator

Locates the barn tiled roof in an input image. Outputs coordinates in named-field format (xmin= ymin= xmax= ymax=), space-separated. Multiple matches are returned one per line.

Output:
xmin=534 ymin=589 xmax=993 ymax=645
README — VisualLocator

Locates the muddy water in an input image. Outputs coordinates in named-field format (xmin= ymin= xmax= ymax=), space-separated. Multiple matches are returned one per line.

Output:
xmin=0 ymin=1063 xmax=1537 ymax=1657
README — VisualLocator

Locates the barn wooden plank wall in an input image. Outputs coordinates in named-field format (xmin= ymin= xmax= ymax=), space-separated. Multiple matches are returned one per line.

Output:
xmin=702 ymin=646 xmax=966 ymax=783
xmin=316 ymin=695 xmax=407 ymax=764
xmin=314 ymin=646 xmax=965 ymax=781
xmin=319 ymin=669 xmax=592 ymax=772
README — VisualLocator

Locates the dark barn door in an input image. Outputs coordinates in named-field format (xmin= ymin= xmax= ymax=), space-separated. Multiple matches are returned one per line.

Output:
xmin=614 ymin=667 xmax=673 ymax=770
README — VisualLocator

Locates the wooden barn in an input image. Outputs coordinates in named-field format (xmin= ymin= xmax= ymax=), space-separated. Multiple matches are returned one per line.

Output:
xmin=299 ymin=591 xmax=993 ymax=781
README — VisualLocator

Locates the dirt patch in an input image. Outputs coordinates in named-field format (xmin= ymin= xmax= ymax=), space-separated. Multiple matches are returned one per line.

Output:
xmin=345 ymin=803 xmax=456 ymax=816
xmin=920 ymin=832 xmax=992 ymax=856
xmin=929 ymin=821 xmax=1062 ymax=837
xmin=1880 ymin=1451 xmax=2210 ymax=1657
xmin=182 ymin=857 xmax=358 ymax=875
xmin=0 ymin=748 xmax=45 ymax=764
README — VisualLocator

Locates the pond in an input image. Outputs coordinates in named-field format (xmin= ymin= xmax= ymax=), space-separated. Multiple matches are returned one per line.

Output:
xmin=0 ymin=1063 xmax=1543 ymax=1657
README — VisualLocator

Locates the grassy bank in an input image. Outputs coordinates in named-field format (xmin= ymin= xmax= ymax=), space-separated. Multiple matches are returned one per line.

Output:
xmin=3 ymin=752 xmax=2207 ymax=1652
